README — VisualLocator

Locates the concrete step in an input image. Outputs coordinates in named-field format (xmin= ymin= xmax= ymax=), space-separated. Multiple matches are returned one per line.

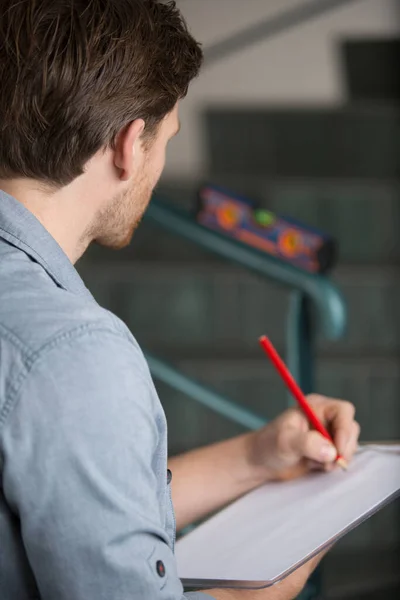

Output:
xmin=78 ymin=260 xmax=400 ymax=356
xmin=205 ymin=107 xmax=400 ymax=181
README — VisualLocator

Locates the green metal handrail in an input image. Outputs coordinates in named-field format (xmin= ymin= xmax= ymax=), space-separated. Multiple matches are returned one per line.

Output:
xmin=146 ymin=197 xmax=346 ymax=340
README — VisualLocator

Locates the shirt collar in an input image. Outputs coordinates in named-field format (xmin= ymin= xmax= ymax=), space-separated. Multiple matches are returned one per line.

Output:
xmin=0 ymin=190 xmax=92 ymax=298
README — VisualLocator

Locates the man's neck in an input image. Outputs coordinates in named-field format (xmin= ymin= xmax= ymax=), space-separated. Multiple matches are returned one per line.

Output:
xmin=0 ymin=179 xmax=93 ymax=264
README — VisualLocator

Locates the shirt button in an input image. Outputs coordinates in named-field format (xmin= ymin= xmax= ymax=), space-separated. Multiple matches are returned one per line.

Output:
xmin=156 ymin=560 xmax=166 ymax=578
xmin=167 ymin=469 xmax=172 ymax=484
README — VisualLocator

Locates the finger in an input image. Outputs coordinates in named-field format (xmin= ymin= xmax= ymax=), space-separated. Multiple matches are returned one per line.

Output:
xmin=343 ymin=421 xmax=361 ymax=461
xmin=321 ymin=400 xmax=356 ymax=457
xmin=300 ymin=430 xmax=337 ymax=465
xmin=306 ymin=395 xmax=356 ymax=454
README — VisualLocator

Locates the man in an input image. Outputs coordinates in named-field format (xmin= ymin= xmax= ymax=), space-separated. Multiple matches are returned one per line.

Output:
xmin=0 ymin=2 xmax=360 ymax=599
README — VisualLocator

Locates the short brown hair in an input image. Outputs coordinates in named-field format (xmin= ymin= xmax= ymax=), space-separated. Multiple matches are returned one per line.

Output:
xmin=0 ymin=0 xmax=202 ymax=187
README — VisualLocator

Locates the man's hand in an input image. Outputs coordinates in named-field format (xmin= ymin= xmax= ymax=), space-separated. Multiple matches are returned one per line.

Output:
xmin=169 ymin=395 xmax=360 ymax=530
xmin=247 ymin=395 xmax=360 ymax=482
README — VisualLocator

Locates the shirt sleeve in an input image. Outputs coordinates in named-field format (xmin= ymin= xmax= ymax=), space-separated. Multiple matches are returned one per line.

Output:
xmin=1 ymin=327 xmax=216 ymax=600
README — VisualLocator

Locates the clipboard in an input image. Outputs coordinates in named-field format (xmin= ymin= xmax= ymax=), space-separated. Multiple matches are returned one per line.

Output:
xmin=175 ymin=445 xmax=400 ymax=590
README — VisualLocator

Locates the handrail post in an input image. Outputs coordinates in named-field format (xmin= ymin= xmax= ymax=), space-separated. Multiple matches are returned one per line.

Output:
xmin=287 ymin=292 xmax=314 ymax=398
xmin=287 ymin=292 xmax=323 ymax=600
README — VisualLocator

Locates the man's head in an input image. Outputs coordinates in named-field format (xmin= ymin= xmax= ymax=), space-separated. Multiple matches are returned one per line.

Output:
xmin=0 ymin=0 xmax=202 ymax=254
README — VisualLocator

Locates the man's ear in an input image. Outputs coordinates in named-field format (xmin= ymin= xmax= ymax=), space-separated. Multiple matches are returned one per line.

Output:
xmin=114 ymin=119 xmax=145 ymax=181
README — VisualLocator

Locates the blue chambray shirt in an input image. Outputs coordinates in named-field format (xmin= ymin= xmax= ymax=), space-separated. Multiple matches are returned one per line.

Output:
xmin=0 ymin=190 xmax=214 ymax=600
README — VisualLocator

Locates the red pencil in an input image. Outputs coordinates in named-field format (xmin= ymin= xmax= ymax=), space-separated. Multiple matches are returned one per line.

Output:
xmin=259 ymin=335 xmax=347 ymax=471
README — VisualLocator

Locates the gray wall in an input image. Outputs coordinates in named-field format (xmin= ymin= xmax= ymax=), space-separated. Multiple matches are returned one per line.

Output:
xmin=166 ymin=0 xmax=399 ymax=178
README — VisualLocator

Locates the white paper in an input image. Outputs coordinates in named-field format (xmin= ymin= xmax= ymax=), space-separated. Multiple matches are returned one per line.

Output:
xmin=176 ymin=445 xmax=400 ymax=589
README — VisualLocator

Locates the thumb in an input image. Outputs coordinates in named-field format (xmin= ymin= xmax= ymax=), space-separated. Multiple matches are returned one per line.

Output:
xmin=289 ymin=429 xmax=337 ymax=465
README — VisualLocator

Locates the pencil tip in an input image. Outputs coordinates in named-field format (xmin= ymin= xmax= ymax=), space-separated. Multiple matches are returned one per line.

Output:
xmin=336 ymin=457 xmax=348 ymax=471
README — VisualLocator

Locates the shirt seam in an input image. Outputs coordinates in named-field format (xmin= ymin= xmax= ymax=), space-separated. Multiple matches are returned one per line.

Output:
xmin=0 ymin=322 xmax=32 ymax=358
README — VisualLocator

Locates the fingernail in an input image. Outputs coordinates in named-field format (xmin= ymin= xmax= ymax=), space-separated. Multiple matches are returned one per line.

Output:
xmin=320 ymin=444 xmax=337 ymax=462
